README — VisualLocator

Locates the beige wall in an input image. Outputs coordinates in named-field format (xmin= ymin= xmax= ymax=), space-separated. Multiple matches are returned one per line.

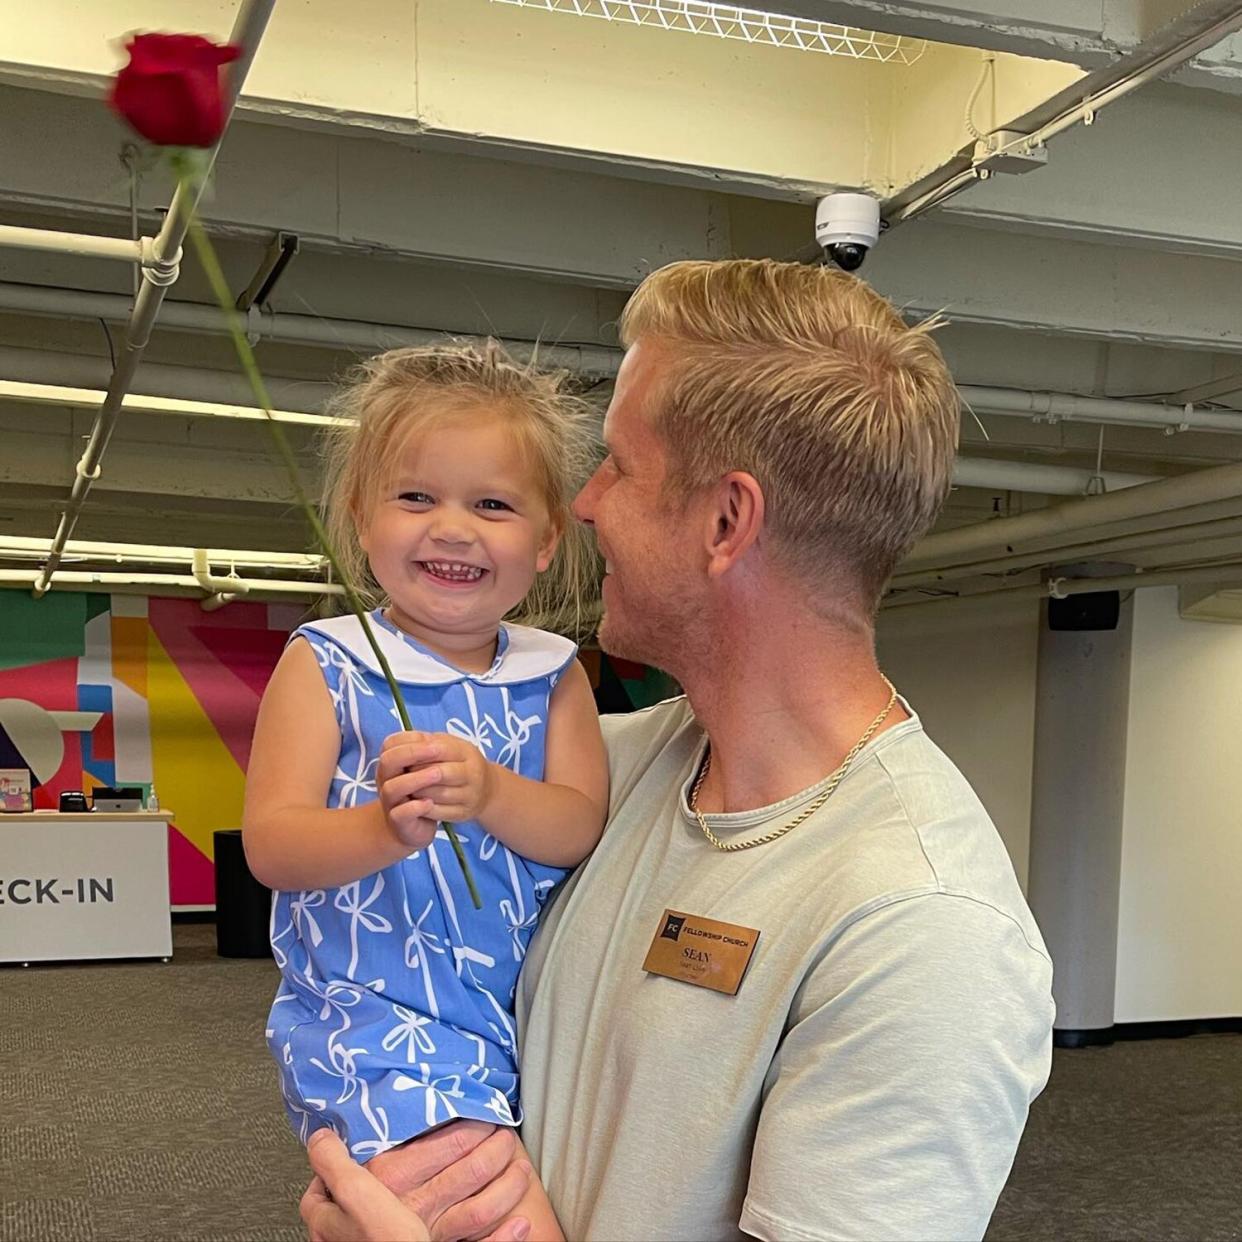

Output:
xmin=1116 ymin=586 xmax=1242 ymax=1022
xmin=876 ymin=594 xmax=1039 ymax=889
xmin=879 ymin=585 xmax=1242 ymax=1024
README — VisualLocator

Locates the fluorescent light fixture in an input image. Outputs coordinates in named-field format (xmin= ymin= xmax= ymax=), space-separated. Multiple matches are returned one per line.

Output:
xmin=0 ymin=535 xmax=327 ymax=574
xmin=490 ymin=0 xmax=925 ymax=62
xmin=0 ymin=379 xmax=348 ymax=427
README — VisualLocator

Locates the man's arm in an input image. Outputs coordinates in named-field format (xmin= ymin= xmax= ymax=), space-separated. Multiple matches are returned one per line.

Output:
xmin=741 ymin=892 xmax=1054 ymax=1242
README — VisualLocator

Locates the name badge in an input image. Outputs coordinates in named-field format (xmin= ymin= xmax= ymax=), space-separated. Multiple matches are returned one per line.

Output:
xmin=642 ymin=908 xmax=761 ymax=995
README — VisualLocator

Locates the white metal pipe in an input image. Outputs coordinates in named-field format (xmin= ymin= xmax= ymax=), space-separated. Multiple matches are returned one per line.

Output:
xmin=0 ymin=281 xmax=623 ymax=379
xmin=0 ymin=344 xmax=334 ymax=412
xmin=33 ymin=0 xmax=276 ymax=599
xmin=1048 ymin=564 xmax=1242 ymax=598
xmin=0 ymin=569 xmax=342 ymax=596
xmin=191 ymin=548 xmax=252 ymax=608
xmin=885 ymin=562 xmax=1242 ymax=611
xmin=905 ymin=496 xmax=1242 ymax=583
xmin=903 ymin=457 xmax=1242 ymax=574
xmin=0 ymin=225 xmax=145 ymax=265
xmin=893 ymin=514 xmax=1242 ymax=590
xmin=15 ymin=283 xmax=1242 ymax=435
xmin=960 ymin=385 xmax=1242 ymax=435
xmin=884 ymin=1 xmax=1242 ymax=225
xmin=0 ymin=535 xmax=325 ymax=572
xmin=952 ymin=456 xmax=1156 ymax=495
xmin=0 ymin=378 xmax=1162 ymax=495
xmin=0 ymin=379 xmax=342 ymax=429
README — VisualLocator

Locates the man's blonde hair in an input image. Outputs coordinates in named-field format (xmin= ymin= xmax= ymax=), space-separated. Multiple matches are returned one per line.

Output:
xmin=619 ymin=259 xmax=959 ymax=609
xmin=320 ymin=341 xmax=601 ymax=638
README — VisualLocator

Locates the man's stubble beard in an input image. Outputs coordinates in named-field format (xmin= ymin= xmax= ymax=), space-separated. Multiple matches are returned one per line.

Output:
xmin=596 ymin=577 xmax=705 ymax=681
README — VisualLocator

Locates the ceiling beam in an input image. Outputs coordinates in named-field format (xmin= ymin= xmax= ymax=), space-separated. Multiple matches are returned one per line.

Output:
xmin=865 ymin=217 xmax=1242 ymax=353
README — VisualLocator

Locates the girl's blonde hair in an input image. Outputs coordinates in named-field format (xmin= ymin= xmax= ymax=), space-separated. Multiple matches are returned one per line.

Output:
xmin=320 ymin=341 xmax=603 ymax=640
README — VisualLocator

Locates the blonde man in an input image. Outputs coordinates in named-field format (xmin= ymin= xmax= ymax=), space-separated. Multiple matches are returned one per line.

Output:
xmin=301 ymin=260 xmax=1055 ymax=1242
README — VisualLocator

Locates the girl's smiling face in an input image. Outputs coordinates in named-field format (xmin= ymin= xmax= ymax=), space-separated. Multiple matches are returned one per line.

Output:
xmin=358 ymin=405 xmax=560 ymax=656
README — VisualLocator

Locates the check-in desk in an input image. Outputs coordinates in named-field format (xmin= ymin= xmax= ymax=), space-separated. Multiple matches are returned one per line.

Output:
xmin=0 ymin=811 xmax=174 ymax=964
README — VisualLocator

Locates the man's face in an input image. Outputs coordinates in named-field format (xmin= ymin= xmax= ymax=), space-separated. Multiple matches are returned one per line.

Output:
xmin=573 ymin=339 xmax=702 ymax=668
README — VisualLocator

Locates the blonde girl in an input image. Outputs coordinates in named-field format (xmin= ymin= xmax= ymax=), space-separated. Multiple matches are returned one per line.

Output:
xmin=243 ymin=343 xmax=608 ymax=1221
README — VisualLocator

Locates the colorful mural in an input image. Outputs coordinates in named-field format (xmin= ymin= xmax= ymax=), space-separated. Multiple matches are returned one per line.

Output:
xmin=0 ymin=592 xmax=304 ymax=907
xmin=0 ymin=591 xmax=675 ymax=908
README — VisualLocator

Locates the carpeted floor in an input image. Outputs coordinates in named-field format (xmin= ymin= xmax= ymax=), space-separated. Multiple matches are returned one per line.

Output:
xmin=1 ymin=923 xmax=1239 ymax=1241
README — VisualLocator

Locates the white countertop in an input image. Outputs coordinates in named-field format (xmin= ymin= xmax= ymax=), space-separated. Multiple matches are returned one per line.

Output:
xmin=1 ymin=810 xmax=175 ymax=823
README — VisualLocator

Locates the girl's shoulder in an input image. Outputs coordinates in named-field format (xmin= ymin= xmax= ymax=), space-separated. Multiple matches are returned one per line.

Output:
xmin=495 ymin=623 xmax=577 ymax=687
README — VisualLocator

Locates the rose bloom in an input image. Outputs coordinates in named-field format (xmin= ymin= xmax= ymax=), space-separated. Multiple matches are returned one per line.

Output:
xmin=110 ymin=32 xmax=240 ymax=148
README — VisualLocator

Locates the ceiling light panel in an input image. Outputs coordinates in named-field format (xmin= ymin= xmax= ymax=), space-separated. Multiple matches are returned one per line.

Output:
xmin=490 ymin=0 xmax=925 ymax=63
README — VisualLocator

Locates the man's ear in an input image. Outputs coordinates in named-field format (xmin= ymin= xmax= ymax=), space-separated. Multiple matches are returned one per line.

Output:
xmin=704 ymin=471 xmax=764 ymax=579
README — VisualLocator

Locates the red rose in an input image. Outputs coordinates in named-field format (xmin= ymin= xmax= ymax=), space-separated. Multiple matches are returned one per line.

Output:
xmin=109 ymin=33 xmax=241 ymax=148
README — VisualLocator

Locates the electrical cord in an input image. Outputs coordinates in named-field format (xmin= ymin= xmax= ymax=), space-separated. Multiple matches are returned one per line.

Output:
xmin=965 ymin=51 xmax=996 ymax=142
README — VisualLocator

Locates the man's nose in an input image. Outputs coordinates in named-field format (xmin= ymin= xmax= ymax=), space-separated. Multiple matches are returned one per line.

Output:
xmin=572 ymin=469 xmax=600 ymax=527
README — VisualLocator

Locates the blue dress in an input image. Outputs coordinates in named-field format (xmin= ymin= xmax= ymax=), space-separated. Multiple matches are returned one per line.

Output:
xmin=266 ymin=609 xmax=575 ymax=1160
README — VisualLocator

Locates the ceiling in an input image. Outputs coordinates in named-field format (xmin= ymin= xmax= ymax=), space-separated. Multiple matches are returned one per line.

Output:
xmin=4 ymin=0 xmax=1242 ymax=595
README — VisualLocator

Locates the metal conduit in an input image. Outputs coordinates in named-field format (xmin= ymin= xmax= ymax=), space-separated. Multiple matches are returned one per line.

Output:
xmin=880 ymin=1 xmax=1242 ymax=226
xmin=904 ymin=458 xmax=1242 ymax=574
xmin=0 ymin=225 xmax=145 ymax=265
xmin=885 ymin=562 xmax=1242 ymax=611
xmin=0 ymin=569 xmax=342 ymax=600
xmin=952 ymin=456 xmax=1155 ymax=495
xmin=0 ymin=344 xmax=335 ymax=412
xmin=0 ymin=282 xmax=623 ymax=380
xmin=9 ymin=279 xmax=1242 ymax=438
xmin=893 ymin=513 xmax=1242 ymax=590
xmin=960 ymin=385 xmax=1242 ymax=436
xmin=32 ymin=0 xmax=276 ymax=597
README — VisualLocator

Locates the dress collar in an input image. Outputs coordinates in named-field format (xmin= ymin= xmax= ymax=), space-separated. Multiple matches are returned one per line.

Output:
xmin=298 ymin=610 xmax=576 ymax=687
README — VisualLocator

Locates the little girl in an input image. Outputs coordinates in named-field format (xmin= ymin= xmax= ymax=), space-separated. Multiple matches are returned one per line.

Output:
xmin=243 ymin=344 xmax=608 ymax=1188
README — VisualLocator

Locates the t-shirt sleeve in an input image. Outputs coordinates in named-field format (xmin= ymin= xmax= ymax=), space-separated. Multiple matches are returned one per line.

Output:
xmin=740 ymin=891 xmax=1055 ymax=1242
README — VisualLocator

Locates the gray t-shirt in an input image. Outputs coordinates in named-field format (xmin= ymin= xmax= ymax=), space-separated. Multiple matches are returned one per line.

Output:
xmin=516 ymin=696 xmax=1055 ymax=1241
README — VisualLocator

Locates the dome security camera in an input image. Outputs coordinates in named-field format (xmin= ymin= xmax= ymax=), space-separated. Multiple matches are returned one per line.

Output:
xmin=815 ymin=193 xmax=881 ymax=272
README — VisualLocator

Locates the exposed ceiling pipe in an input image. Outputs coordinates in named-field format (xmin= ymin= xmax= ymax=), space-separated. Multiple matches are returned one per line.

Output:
xmin=0 ymin=534 xmax=325 ymax=572
xmin=0 ymin=344 xmax=334 ymax=412
xmin=903 ymin=457 xmax=1242 ymax=574
xmin=952 ymin=456 xmax=1155 ymax=495
xmin=0 ymin=379 xmax=344 ymax=429
xmin=2 ymin=374 xmax=1164 ymax=498
xmin=0 ymin=281 xmax=623 ymax=379
xmin=893 ymin=513 xmax=1242 ymax=590
xmin=192 ymin=548 xmax=251 ymax=610
xmin=960 ymin=385 xmax=1242 ymax=435
xmin=884 ymin=562 xmax=1242 ymax=611
xmin=880 ymin=1 xmax=1242 ymax=225
xmin=0 ymin=224 xmax=145 ymax=265
xmin=8 ymin=285 xmax=1242 ymax=441
xmin=32 ymin=0 xmax=276 ymax=598
xmin=0 ymin=569 xmax=342 ymax=600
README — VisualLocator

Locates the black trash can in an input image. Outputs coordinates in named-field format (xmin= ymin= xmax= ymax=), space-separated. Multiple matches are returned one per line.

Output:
xmin=214 ymin=828 xmax=273 ymax=958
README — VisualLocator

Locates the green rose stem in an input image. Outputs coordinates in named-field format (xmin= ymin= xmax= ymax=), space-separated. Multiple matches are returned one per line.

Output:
xmin=181 ymin=182 xmax=482 ymax=910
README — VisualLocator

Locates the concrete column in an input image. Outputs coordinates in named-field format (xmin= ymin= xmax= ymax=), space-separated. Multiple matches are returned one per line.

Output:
xmin=1027 ymin=564 xmax=1135 ymax=1045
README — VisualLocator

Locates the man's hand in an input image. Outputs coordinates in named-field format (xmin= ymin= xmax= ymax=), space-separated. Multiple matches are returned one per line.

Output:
xmin=379 ymin=731 xmax=494 ymax=827
xmin=301 ymin=1122 xmax=532 ymax=1242
xmin=302 ymin=1130 xmax=431 ymax=1242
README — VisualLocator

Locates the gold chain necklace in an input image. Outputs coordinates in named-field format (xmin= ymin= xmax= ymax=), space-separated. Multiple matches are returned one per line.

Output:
xmin=688 ymin=678 xmax=899 ymax=853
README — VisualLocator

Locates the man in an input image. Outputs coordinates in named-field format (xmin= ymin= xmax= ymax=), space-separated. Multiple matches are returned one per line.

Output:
xmin=303 ymin=259 xmax=1055 ymax=1241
